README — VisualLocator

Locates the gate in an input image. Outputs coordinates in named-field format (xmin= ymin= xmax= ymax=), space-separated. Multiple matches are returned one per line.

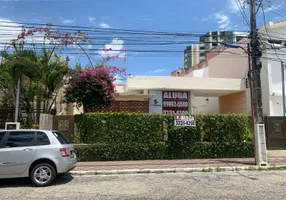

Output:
xmin=265 ymin=116 xmax=286 ymax=150
xmin=53 ymin=115 xmax=75 ymax=142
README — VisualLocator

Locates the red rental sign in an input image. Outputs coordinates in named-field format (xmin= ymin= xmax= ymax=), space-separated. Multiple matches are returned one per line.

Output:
xmin=162 ymin=91 xmax=189 ymax=114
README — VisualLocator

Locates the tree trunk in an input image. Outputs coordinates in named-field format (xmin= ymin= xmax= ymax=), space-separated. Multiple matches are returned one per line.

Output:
xmin=36 ymin=89 xmax=42 ymax=124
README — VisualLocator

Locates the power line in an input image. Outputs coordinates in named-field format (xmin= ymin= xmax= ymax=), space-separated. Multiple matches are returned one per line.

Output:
xmin=0 ymin=21 xmax=247 ymax=38
xmin=236 ymin=0 xmax=251 ymax=27
xmin=261 ymin=3 xmax=284 ymax=62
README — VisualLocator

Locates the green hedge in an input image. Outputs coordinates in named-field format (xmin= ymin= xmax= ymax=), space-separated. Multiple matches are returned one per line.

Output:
xmin=74 ymin=142 xmax=253 ymax=161
xmin=74 ymin=142 xmax=167 ymax=161
xmin=74 ymin=113 xmax=253 ymax=161
xmin=75 ymin=113 xmax=165 ymax=144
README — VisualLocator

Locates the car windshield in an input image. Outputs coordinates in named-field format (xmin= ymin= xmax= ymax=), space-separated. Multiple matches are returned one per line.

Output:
xmin=52 ymin=131 xmax=71 ymax=144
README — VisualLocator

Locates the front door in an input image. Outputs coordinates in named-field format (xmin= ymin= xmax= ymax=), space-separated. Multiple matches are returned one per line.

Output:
xmin=0 ymin=131 xmax=37 ymax=175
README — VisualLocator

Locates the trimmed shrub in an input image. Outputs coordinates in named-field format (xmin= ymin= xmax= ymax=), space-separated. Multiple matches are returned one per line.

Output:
xmin=74 ymin=141 xmax=253 ymax=161
xmin=74 ymin=142 xmax=166 ymax=161
xmin=75 ymin=113 xmax=165 ymax=144
xmin=74 ymin=113 xmax=253 ymax=161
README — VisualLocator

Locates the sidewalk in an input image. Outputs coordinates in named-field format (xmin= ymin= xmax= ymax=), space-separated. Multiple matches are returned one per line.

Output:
xmin=73 ymin=158 xmax=255 ymax=172
xmin=70 ymin=156 xmax=286 ymax=175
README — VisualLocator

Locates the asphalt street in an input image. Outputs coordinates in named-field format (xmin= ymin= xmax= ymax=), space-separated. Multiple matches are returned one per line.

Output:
xmin=0 ymin=171 xmax=286 ymax=199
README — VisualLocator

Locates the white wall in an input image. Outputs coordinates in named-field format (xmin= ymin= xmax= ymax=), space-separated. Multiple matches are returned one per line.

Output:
xmin=126 ymin=76 xmax=246 ymax=93
xmin=261 ymin=23 xmax=286 ymax=116
xmin=260 ymin=57 xmax=271 ymax=116
xmin=269 ymin=95 xmax=283 ymax=116
xmin=186 ymin=67 xmax=209 ymax=77
xmin=194 ymin=97 xmax=219 ymax=114
xmin=206 ymin=42 xmax=249 ymax=79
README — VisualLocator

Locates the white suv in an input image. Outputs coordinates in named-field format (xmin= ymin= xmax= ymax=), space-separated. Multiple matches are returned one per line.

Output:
xmin=0 ymin=130 xmax=77 ymax=187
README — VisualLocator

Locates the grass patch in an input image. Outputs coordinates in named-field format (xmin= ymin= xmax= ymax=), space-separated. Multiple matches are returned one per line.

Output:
xmin=202 ymin=168 xmax=213 ymax=172
xmin=266 ymin=166 xmax=286 ymax=171
xmin=246 ymin=166 xmax=257 ymax=171
xmin=245 ymin=166 xmax=286 ymax=171
xmin=215 ymin=167 xmax=226 ymax=172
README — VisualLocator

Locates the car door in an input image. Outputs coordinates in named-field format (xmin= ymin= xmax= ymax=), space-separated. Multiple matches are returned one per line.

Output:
xmin=0 ymin=131 xmax=8 ymax=174
xmin=0 ymin=131 xmax=37 ymax=175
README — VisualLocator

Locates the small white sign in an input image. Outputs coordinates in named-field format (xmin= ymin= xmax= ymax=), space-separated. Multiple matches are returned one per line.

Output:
xmin=174 ymin=115 xmax=196 ymax=127
xmin=149 ymin=90 xmax=163 ymax=113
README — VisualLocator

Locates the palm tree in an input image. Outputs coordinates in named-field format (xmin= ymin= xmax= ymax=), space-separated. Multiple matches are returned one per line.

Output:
xmin=0 ymin=44 xmax=68 ymax=124
xmin=0 ymin=43 xmax=41 ymax=122
xmin=36 ymin=48 xmax=69 ymax=119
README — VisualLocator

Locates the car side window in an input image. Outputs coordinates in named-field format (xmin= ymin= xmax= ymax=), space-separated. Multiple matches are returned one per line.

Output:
xmin=36 ymin=132 xmax=50 ymax=146
xmin=0 ymin=131 xmax=6 ymax=148
xmin=5 ymin=131 xmax=35 ymax=148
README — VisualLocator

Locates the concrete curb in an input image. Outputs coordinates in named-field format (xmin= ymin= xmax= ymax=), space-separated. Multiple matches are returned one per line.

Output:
xmin=68 ymin=165 xmax=286 ymax=176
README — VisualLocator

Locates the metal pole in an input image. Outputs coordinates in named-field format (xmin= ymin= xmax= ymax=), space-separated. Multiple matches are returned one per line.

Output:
xmin=14 ymin=76 xmax=21 ymax=122
xmin=282 ymin=62 xmax=286 ymax=116
xmin=14 ymin=25 xmax=25 ymax=122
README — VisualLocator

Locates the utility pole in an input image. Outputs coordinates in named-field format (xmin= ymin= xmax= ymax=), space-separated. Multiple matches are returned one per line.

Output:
xmin=250 ymin=0 xmax=267 ymax=166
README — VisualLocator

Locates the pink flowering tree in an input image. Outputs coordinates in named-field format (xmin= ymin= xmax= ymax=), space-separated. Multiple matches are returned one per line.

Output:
xmin=63 ymin=66 xmax=126 ymax=111
xmin=1 ymin=22 xmax=127 ymax=121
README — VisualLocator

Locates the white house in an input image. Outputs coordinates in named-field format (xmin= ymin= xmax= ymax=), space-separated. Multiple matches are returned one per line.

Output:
xmin=259 ymin=20 xmax=286 ymax=116
xmin=170 ymin=20 xmax=286 ymax=117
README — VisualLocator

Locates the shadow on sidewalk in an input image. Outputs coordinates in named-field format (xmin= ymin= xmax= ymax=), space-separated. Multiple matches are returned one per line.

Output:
xmin=218 ymin=159 xmax=255 ymax=166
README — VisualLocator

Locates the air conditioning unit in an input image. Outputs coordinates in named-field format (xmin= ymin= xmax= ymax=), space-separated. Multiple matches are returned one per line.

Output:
xmin=5 ymin=122 xmax=20 ymax=130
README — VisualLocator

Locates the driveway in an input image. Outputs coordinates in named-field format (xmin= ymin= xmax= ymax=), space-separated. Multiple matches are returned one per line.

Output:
xmin=1 ymin=171 xmax=286 ymax=199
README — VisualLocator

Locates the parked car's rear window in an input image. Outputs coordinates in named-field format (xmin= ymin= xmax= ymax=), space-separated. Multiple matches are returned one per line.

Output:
xmin=52 ymin=132 xmax=70 ymax=144
xmin=36 ymin=132 xmax=50 ymax=146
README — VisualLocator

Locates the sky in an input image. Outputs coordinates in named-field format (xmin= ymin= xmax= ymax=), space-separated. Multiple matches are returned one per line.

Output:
xmin=0 ymin=0 xmax=285 ymax=77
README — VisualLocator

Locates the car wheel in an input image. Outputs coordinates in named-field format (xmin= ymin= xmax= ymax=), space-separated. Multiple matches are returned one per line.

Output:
xmin=30 ymin=163 xmax=57 ymax=187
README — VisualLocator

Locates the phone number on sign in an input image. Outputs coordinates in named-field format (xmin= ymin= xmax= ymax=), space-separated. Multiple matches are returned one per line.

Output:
xmin=163 ymin=101 xmax=188 ymax=107
xmin=174 ymin=120 xmax=196 ymax=126
xmin=163 ymin=110 xmax=188 ymax=114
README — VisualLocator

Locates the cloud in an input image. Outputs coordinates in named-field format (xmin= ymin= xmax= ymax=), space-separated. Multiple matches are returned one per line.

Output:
xmin=264 ymin=5 xmax=281 ymax=12
xmin=97 ymin=38 xmax=125 ymax=58
xmin=213 ymin=12 xmax=231 ymax=29
xmin=0 ymin=18 xmax=22 ymax=49
xmin=228 ymin=0 xmax=240 ymax=13
xmin=228 ymin=0 xmax=247 ymax=13
xmin=146 ymin=69 xmax=166 ymax=74
xmin=88 ymin=17 xmax=96 ymax=24
xmin=0 ymin=18 xmax=60 ymax=52
xmin=99 ymin=22 xmax=110 ymax=28
xmin=60 ymin=17 xmax=75 ymax=24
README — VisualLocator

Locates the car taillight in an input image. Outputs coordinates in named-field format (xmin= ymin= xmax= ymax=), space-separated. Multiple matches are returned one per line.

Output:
xmin=60 ymin=148 xmax=69 ymax=157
